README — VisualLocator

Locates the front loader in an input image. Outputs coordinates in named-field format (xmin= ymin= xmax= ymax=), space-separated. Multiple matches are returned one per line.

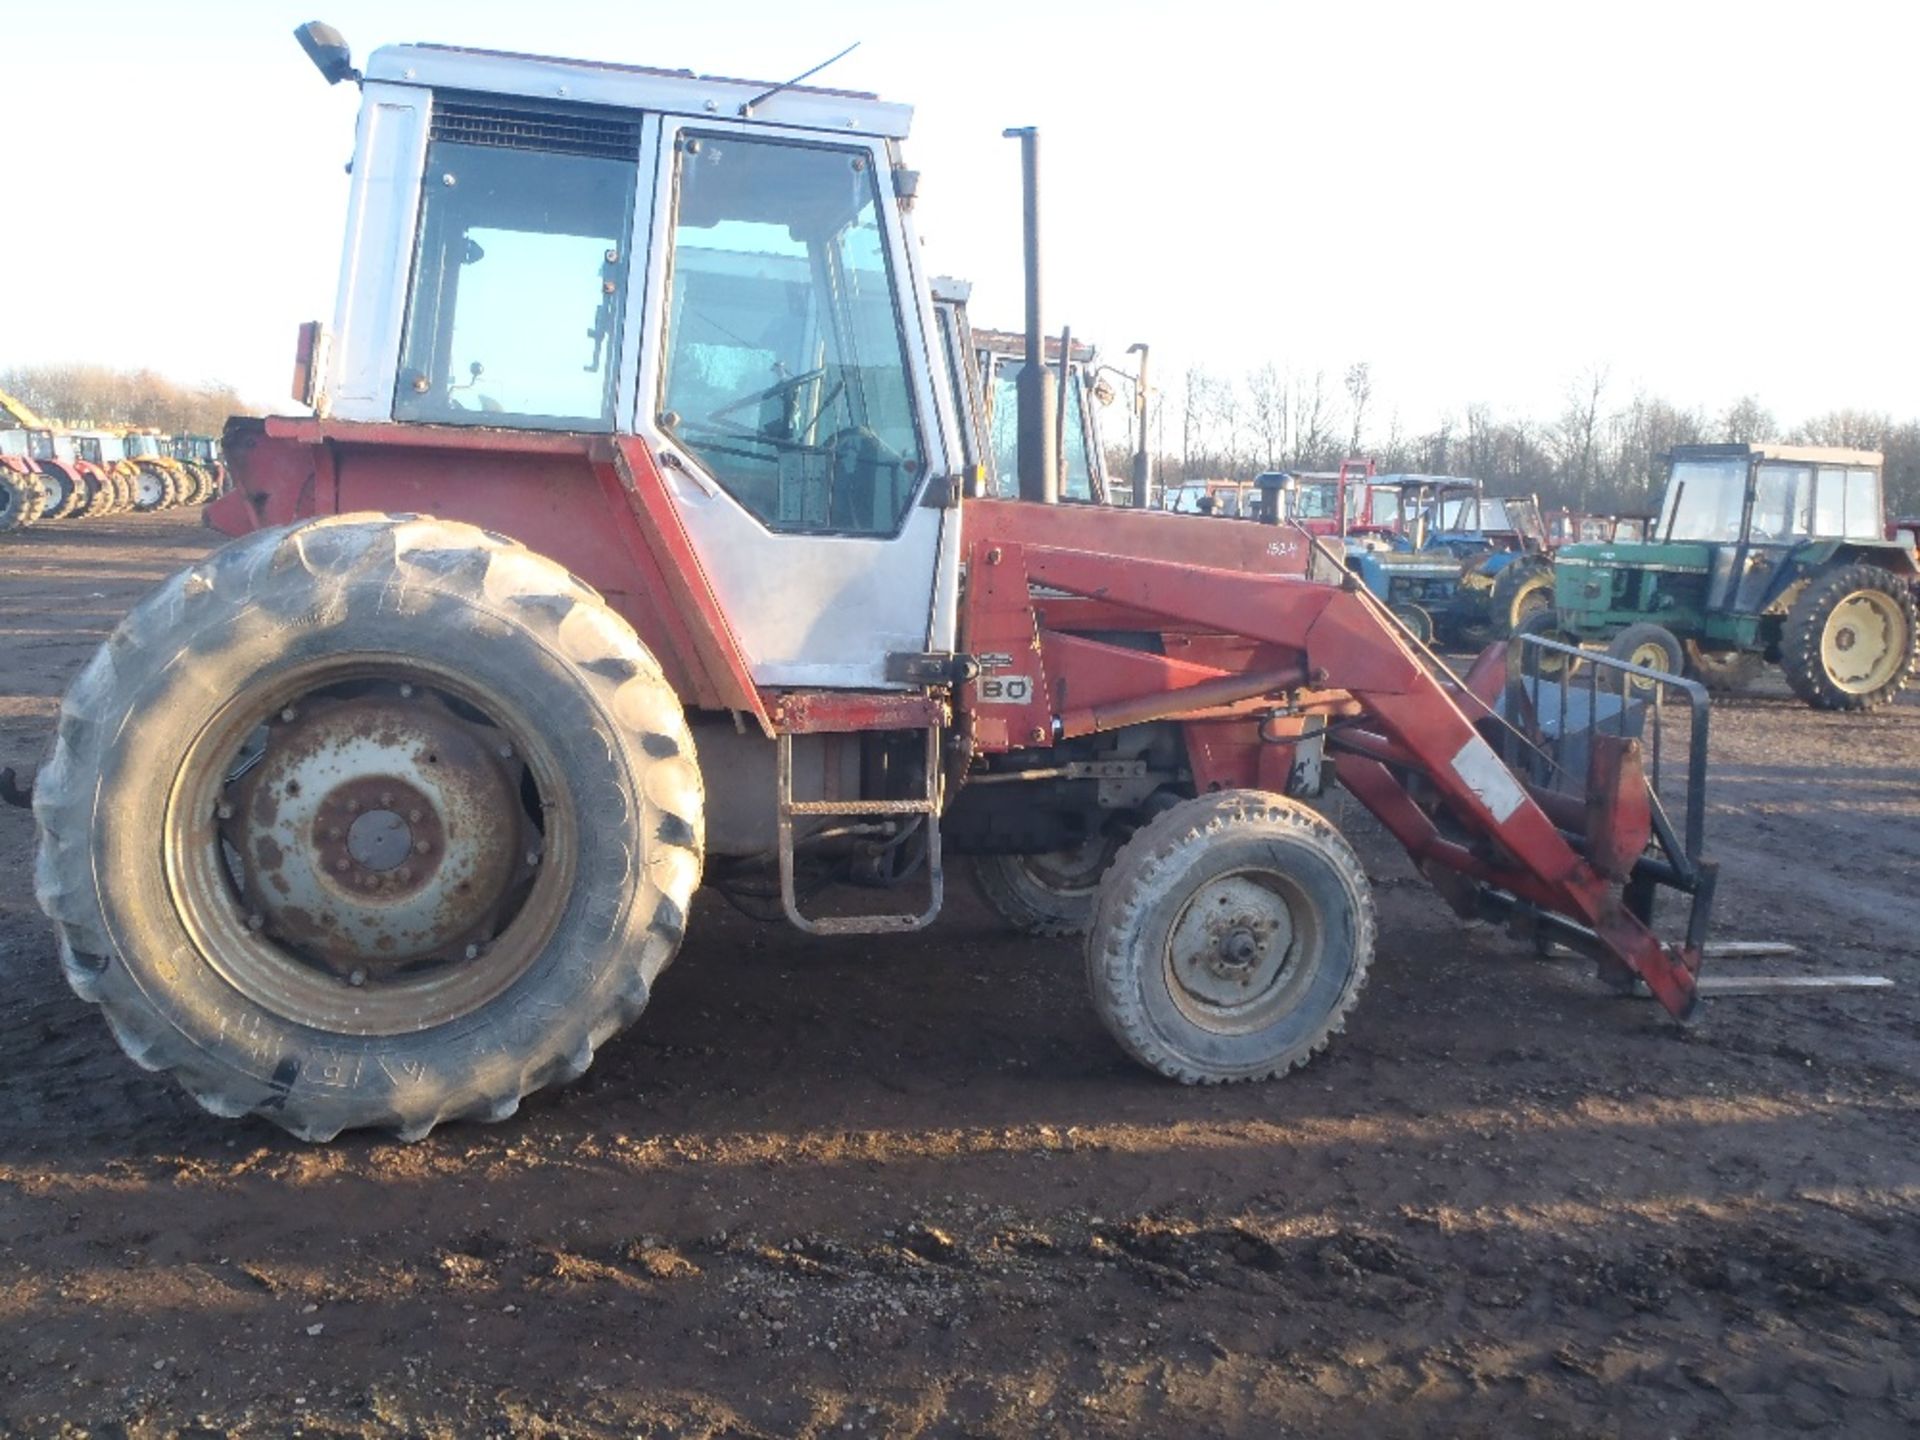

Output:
xmin=26 ymin=25 xmax=1717 ymax=1142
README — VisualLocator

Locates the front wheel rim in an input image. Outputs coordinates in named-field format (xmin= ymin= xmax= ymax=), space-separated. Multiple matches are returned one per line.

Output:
xmin=1821 ymin=591 xmax=1906 ymax=694
xmin=164 ymin=657 xmax=578 ymax=1036
xmin=1163 ymin=868 xmax=1319 ymax=1034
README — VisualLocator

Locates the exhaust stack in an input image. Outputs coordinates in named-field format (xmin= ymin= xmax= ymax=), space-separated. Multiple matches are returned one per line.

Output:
xmin=1003 ymin=127 xmax=1058 ymax=504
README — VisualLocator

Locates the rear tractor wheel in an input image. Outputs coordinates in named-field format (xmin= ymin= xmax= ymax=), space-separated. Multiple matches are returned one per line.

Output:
xmin=131 ymin=463 xmax=170 ymax=512
xmin=0 ymin=470 xmax=47 ymax=531
xmin=1779 ymin=563 xmax=1918 ymax=711
xmin=1084 ymin=791 xmax=1374 ymax=1083
xmin=1490 ymin=558 xmax=1555 ymax=637
xmin=33 ymin=514 xmax=704 ymax=1141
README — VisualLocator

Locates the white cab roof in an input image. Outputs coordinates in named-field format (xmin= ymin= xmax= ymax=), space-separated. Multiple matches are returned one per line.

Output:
xmin=365 ymin=43 xmax=914 ymax=139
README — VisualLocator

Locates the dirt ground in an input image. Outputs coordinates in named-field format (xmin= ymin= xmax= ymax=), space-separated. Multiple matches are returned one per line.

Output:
xmin=2 ymin=513 xmax=1918 ymax=1440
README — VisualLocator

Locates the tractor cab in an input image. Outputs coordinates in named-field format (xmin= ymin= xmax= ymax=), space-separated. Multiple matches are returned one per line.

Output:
xmin=125 ymin=433 xmax=172 ymax=460
xmin=72 ymin=432 xmax=127 ymax=466
xmin=1263 ymin=459 xmax=1381 ymax=539
xmin=1162 ymin=477 xmax=1253 ymax=517
xmin=1552 ymin=443 xmax=1918 ymax=709
xmin=971 ymin=326 xmax=1111 ymax=504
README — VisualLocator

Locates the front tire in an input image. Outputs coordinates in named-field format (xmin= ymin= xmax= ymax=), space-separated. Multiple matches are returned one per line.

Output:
xmin=1084 ymin=791 xmax=1374 ymax=1084
xmin=1606 ymin=622 xmax=1684 ymax=693
xmin=33 ymin=514 xmax=704 ymax=1141
xmin=1778 ymin=564 xmax=1917 ymax=712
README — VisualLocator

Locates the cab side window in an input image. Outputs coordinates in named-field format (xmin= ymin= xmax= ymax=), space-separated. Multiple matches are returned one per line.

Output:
xmin=395 ymin=96 xmax=639 ymax=430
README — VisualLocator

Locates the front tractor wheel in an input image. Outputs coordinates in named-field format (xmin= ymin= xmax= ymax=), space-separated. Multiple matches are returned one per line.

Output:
xmin=1779 ymin=564 xmax=1918 ymax=712
xmin=33 ymin=514 xmax=704 ymax=1141
xmin=1084 ymin=791 xmax=1374 ymax=1084
xmin=1606 ymin=622 xmax=1684 ymax=693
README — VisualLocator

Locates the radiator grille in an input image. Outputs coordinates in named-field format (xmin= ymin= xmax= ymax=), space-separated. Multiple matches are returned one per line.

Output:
xmin=431 ymin=94 xmax=641 ymax=160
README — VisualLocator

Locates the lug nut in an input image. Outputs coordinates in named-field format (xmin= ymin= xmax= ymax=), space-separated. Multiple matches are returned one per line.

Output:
xmin=398 ymin=684 xmax=415 ymax=699
xmin=215 ymin=802 xmax=233 ymax=821
xmin=396 ymin=867 xmax=412 ymax=883
xmin=335 ymin=858 xmax=350 ymax=872
xmin=527 ymin=850 xmax=542 ymax=867
xmin=246 ymin=913 xmax=264 ymax=931
xmin=348 ymin=968 xmax=366 ymax=987
xmin=465 ymin=944 xmax=481 ymax=960
xmin=498 ymin=744 xmax=514 ymax=760
xmin=327 ymin=826 xmax=341 ymax=840
xmin=408 ymin=809 xmax=423 ymax=823
xmin=414 ymin=839 xmax=431 ymax=854
xmin=380 ymin=792 xmax=393 ymax=806
xmin=280 ymin=707 xmax=297 ymax=723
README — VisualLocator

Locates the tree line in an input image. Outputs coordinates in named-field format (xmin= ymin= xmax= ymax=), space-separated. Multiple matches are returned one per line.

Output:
xmin=0 ymin=364 xmax=250 ymax=439
xmin=1122 ymin=363 xmax=1920 ymax=518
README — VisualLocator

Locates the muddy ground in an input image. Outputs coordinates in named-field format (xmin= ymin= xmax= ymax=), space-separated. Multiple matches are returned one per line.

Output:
xmin=2 ymin=512 xmax=1917 ymax=1439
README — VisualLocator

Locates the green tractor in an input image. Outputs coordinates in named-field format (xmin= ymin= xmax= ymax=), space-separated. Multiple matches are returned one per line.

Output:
xmin=1546 ymin=443 xmax=1919 ymax=710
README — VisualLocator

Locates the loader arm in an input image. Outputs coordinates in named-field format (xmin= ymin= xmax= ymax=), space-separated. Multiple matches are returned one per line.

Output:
xmin=959 ymin=502 xmax=1706 ymax=1018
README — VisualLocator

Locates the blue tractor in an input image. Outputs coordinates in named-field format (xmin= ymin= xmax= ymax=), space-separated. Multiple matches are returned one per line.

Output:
xmin=1345 ymin=477 xmax=1550 ymax=645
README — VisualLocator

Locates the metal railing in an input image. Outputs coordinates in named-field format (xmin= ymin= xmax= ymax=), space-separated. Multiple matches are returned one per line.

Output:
xmin=1501 ymin=632 xmax=1714 ymax=912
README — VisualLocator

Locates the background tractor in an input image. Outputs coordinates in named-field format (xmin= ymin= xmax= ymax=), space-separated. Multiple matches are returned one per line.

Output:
xmin=1340 ymin=478 xmax=1549 ymax=645
xmin=24 ymin=23 xmax=1719 ymax=1142
xmin=1547 ymin=443 xmax=1919 ymax=709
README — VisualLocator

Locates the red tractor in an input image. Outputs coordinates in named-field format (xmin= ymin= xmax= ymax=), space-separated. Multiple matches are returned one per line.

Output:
xmin=25 ymin=25 xmax=1718 ymax=1141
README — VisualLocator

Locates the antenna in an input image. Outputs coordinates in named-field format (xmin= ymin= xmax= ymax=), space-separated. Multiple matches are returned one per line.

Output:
xmin=739 ymin=41 xmax=861 ymax=117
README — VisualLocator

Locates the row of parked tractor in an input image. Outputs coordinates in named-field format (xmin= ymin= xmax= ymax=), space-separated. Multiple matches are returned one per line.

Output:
xmin=0 ymin=389 xmax=228 ymax=532
xmin=1166 ymin=445 xmax=1919 ymax=714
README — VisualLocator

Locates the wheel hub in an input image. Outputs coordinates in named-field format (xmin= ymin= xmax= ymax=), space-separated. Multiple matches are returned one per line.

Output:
xmin=1169 ymin=875 xmax=1297 ymax=1012
xmin=224 ymin=691 xmax=530 ymax=973
xmin=1822 ymin=591 xmax=1902 ymax=693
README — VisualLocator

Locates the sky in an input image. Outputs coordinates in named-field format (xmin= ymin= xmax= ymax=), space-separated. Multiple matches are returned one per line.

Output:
xmin=5 ymin=0 xmax=1917 ymax=437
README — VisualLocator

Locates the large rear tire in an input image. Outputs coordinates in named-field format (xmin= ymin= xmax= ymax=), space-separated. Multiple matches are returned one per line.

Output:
xmin=1778 ymin=564 xmax=1917 ymax=712
xmin=1489 ymin=558 xmax=1554 ymax=638
xmin=0 ymin=471 xmax=47 ymax=531
xmin=34 ymin=514 xmax=704 ymax=1141
xmin=1084 ymin=791 xmax=1374 ymax=1084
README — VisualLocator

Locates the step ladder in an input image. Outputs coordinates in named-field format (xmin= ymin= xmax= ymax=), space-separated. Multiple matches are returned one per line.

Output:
xmin=775 ymin=727 xmax=944 ymax=935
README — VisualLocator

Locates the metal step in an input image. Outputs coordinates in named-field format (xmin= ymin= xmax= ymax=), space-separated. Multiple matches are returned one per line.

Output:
xmin=775 ymin=727 xmax=944 ymax=935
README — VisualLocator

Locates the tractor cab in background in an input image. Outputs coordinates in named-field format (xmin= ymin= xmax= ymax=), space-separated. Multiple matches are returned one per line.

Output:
xmin=971 ymin=326 xmax=1112 ymax=504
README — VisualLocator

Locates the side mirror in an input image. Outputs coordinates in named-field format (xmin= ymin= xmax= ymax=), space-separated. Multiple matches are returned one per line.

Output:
xmin=294 ymin=21 xmax=360 ymax=86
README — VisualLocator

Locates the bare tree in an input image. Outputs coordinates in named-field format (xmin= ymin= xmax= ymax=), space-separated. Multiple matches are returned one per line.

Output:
xmin=1719 ymin=395 xmax=1777 ymax=444
xmin=1343 ymin=362 xmax=1372 ymax=458
xmin=1245 ymin=362 xmax=1287 ymax=472
xmin=1290 ymin=369 xmax=1332 ymax=469
xmin=0 ymin=364 xmax=251 ymax=436
xmin=1552 ymin=367 xmax=1610 ymax=507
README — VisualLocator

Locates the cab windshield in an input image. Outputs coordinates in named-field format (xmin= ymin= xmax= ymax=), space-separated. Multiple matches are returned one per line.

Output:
xmin=984 ymin=360 xmax=1095 ymax=502
xmin=1659 ymin=458 xmax=1749 ymax=541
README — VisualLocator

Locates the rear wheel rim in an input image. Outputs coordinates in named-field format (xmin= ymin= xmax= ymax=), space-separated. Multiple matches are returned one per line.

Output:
xmin=1163 ymin=868 xmax=1319 ymax=1035
xmin=164 ymin=658 xmax=578 ymax=1035
xmin=1821 ymin=590 xmax=1905 ymax=694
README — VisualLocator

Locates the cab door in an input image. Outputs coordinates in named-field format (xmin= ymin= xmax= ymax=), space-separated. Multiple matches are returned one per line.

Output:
xmin=632 ymin=118 xmax=961 ymax=689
